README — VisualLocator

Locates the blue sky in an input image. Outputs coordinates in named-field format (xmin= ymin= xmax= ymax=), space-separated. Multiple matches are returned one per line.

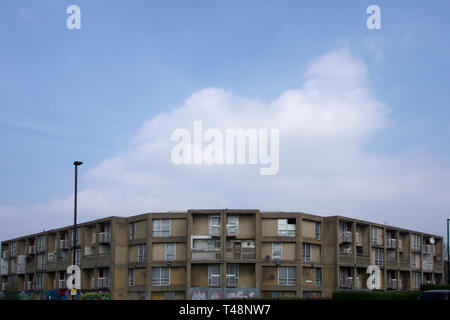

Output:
xmin=1 ymin=0 xmax=450 ymax=240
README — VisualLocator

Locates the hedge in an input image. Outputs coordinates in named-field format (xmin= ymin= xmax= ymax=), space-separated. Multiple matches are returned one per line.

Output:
xmin=332 ymin=290 xmax=421 ymax=300
xmin=419 ymin=284 xmax=450 ymax=291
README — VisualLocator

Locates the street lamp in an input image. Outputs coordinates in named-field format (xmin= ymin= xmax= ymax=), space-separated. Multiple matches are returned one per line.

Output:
xmin=73 ymin=161 xmax=83 ymax=266
xmin=447 ymin=219 xmax=449 ymax=284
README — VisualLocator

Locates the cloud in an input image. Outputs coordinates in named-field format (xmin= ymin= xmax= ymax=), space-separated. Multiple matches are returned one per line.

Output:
xmin=1 ymin=47 xmax=449 ymax=240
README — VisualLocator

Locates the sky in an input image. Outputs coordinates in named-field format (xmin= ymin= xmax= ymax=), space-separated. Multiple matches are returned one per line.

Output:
xmin=0 ymin=0 xmax=450 ymax=241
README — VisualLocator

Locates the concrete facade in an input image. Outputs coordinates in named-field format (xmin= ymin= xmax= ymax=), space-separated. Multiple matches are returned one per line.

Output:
xmin=0 ymin=209 xmax=445 ymax=299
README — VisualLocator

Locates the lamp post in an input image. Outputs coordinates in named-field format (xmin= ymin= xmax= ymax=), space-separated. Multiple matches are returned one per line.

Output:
xmin=73 ymin=161 xmax=83 ymax=266
xmin=447 ymin=219 xmax=449 ymax=284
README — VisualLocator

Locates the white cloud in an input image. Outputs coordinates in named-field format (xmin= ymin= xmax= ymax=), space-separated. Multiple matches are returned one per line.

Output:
xmin=1 ymin=47 xmax=449 ymax=240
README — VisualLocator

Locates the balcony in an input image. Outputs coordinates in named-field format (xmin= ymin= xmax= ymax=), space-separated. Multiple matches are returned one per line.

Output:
xmin=92 ymin=277 xmax=110 ymax=289
xmin=423 ymin=245 xmax=432 ymax=255
xmin=340 ymin=278 xmax=353 ymax=289
xmin=191 ymin=252 xmax=222 ymax=260
xmin=226 ymin=226 xmax=238 ymax=237
xmin=84 ymin=246 xmax=95 ymax=256
xmin=1 ymin=283 xmax=7 ymax=291
xmin=386 ymin=239 xmax=397 ymax=249
xmin=25 ymin=281 xmax=34 ymax=290
xmin=2 ymin=251 xmax=8 ymax=259
xmin=92 ymin=232 xmax=111 ymax=244
xmin=386 ymin=279 xmax=398 ymax=290
xmin=340 ymin=231 xmax=353 ymax=243
xmin=58 ymin=280 xmax=67 ymax=289
xmin=60 ymin=240 xmax=69 ymax=250
xmin=210 ymin=227 xmax=221 ymax=237
xmin=225 ymin=250 xmax=256 ymax=260
xmin=423 ymin=261 xmax=433 ymax=272
xmin=28 ymin=246 xmax=35 ymax=255
xmin=17 ymin=265 xmax=26 ymax=274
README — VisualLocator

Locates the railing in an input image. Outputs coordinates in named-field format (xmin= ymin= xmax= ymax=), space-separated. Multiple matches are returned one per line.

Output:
xmin=386 ymin=239 xmax=397 ymax=249
xmin=2 ymin=251 xmax=8 ymax=259
xmin=60 ymin=240 xmax=69 ymax=249
xmin=226 ymin=226 xmax=238 ymax=236
xmin=192 ymin=252 xmax=222 ymax=260
xmin=340 ymin=231 xmax=353 ymax=243
xmin=226 ymin=275 xmax=238 ymax=286
xmin=58 ymin=280 xmax=67 ymax=289
xmin=84 ymin=246 xmax=95 ymax=256
xmin=225 ymin=251 xmax=256 ymax=260
xmin=28 ymin=246 xmax=35 ymax=255
xmin=278 ymin=230 xmax=296 ymax=237
xmin=98 ymin=232 xmax=111 ymax=243
xmin=423 ymin=262 xmax=433 ymax=271
xmin=210 ymin=227 xmax=221 ymax=237
xmin=37 ymin=244 xmax=46 ymax=252
xmin=423 ymin=245 xmax=432 ymax=255
xmin=92 ymin=278 xmax=110 ymax=289
xmin=387 ymin=279 xmax=397 ymax=289
xmin=16 ymin=265 xmax=26 ymax=274
xmin=339 ymin=247 xmax=353 ymax=255
xmin=138 ymin=255 xmax=147 ymax=263
xmin=47 ymin=252 xmax=57 ymax=262
xmin=340 ymin=278 xmax=353 ymax=289
xmin=25 ymin=281 xmax=34 ymax=290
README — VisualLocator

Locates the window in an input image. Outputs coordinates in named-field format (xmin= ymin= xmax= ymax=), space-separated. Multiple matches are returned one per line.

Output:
xmin=193 ymin=239 xmax=220 ymax=251
xmin=371 ymin=227 xmax=378 ymax=244
xmin=37 ymin=236 xmax=46 ymax=252
xmin=413 ymin=272 xmax=421 ymax=288
xmin=302 ymin=243 xmax=311 ymax=262
xmin=71 ymin=228 xmax=80 ymax=246
xmin=36 ymin=273 xmax=43 ymax=289
xmin=152 ymin=267 xmax=170 ymax=286
xmin=208 ymin=264 xmax=220 ymax=286
xmin=278 ymin=266 xmax=296 ymax=286
xmin=413 ymin=235 xmax=421 ymax=251
xmin=315 ymin=268 xmax=322 ymax=286
xmin=153 ymin=219 xmax=171 ymax=237
xmin=412 ymin=253 xmax=419 ymax=269
xmin=226 ymin=264 xmax=239 ymax=286
xmin=272 ymin=243 xmax=282 ymax=260
xmin=130 ymin=223 xmax=136 ymax=240
xmin=128 ymin=269 xmax=135 ymax=287
xmin=374 ymin=248 xmax=383 ymax=266
xmin=165 ymin=243 xmax=176 ymax=261
xmin=40 ymin=253 xmax=45 ymax=270
xmin=278 ymin=219 xmax=296 ymax=237
xmin=208 ymin=216 xmax=221 ymax=236
xmin=75 ymin=248 xmax=81 ymax=265
xmin=138 ymin=244 xmax=147 ymax=263
xmin=226 ymin=216 xmax=239 ymax=236
xmin=314 ymin=222 xmax=321 ymax=240
xmin=356 ymin=246 xmax=363 ymax=256
xmin=11 ymin=242 xmax=17 ymax=256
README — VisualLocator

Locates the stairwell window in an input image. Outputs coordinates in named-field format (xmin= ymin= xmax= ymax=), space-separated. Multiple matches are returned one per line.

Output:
xmin=208 ymin=264 xmax=220 ymax=286
xmin=371 ymin=227 xmax=378 ymax=244
xmin=153 ymin=219 xmax=171 ymax=237
xmin=315 ymin=268 xmax=322 ymax=286
xmin=128 ymin=269 xmax=135 ymax=287
xmin=374 ymin=248 xmax=383 ymax=266
xmin=226 ymin=264 xmax=239 ymax=286
xmin=152 ymin=267 xmax=170 ymax=286
xmin=413 ymin=272 xmax=421 ymax=288
xmin=413 ymin=235 xmax=421 ymax=251
xmin=302 ymin=243 xmax=311 ymax=262
xmin=314 ymin=222 xmax=321 ymax=240
xmin=138 ymin=244 xmax=147 ymax=263
xmin=130 ymin=223 xmax=136 ymax=240
xmin=165 ymin=243 xmax=176 ymax=261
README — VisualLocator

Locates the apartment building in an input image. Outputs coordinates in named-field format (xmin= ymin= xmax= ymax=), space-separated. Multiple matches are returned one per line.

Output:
xmin=0 ymin=210 xmax=445 ymax=299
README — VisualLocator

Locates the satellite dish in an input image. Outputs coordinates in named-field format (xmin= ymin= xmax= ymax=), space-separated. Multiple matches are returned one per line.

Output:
xmin=429 ymin=237 xmax=435 ymax=244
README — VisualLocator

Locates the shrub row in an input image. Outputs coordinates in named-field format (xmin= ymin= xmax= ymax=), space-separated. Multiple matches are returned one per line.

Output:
xmin=332 ymin=290 xmax=421 ymax=300
xmin=419 ymin=284 xmax=450 ymax=291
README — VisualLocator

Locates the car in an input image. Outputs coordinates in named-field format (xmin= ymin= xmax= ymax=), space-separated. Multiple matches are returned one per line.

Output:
xmin=417 ymin=290 xmax=450 ymax=300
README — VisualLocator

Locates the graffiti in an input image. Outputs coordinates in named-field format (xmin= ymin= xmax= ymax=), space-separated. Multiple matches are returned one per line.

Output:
xmin=188 ymin=287 xmax=259 ymax=300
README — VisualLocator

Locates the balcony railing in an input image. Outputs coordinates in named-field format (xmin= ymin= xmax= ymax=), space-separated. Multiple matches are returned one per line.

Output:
xmin=340 ymin=231 xmax=353 ymax=243
xmin=387 ymin=279 xmax=397 ymax=289
xmin=192 ymin=252 xmax=222 ymax=260
xmin=210 ymin=227 xmax=221 ymax=237
xmin=58 ymin=280 xmax=67 ymax=289
xmin=25 ymin=281 xmax=34 ymax=290
xmin=340 ymin=278 xmax=353 ymax=289
xmin=92 ymin=277 xmax=110 ymax=289
xmin=226 ymin=226 xmax=238 ymax=236
xmin=386 ymin=239 xmax=397 ymax=249
xmin=2 ymin=251 xmax=8 ymax=259
xmin=225 ymin=250 xmax=256 ymax=260
xmin=84 ymin=246 xmax=95 ymax=256
xmin=28 ymin=246 xmax=35 ymax=255
xmin=423 ymin=262 xmax=433 ymax=271
xmin=16 ymin=265 xmax=26 ymax=274
xmin=60 ymin=240 xmax=69 ymax=250
xmin=92 ymin=232 xmax=111 ymax=244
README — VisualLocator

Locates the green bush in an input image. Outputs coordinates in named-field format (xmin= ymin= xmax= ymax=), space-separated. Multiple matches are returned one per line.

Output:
xmin=80 ymin=292 xmax=110 ymax=300
xmin=332 ymin=290 xmax=421 ymax=300
xmin=420 ymin=284 xmax=450 ymax=291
